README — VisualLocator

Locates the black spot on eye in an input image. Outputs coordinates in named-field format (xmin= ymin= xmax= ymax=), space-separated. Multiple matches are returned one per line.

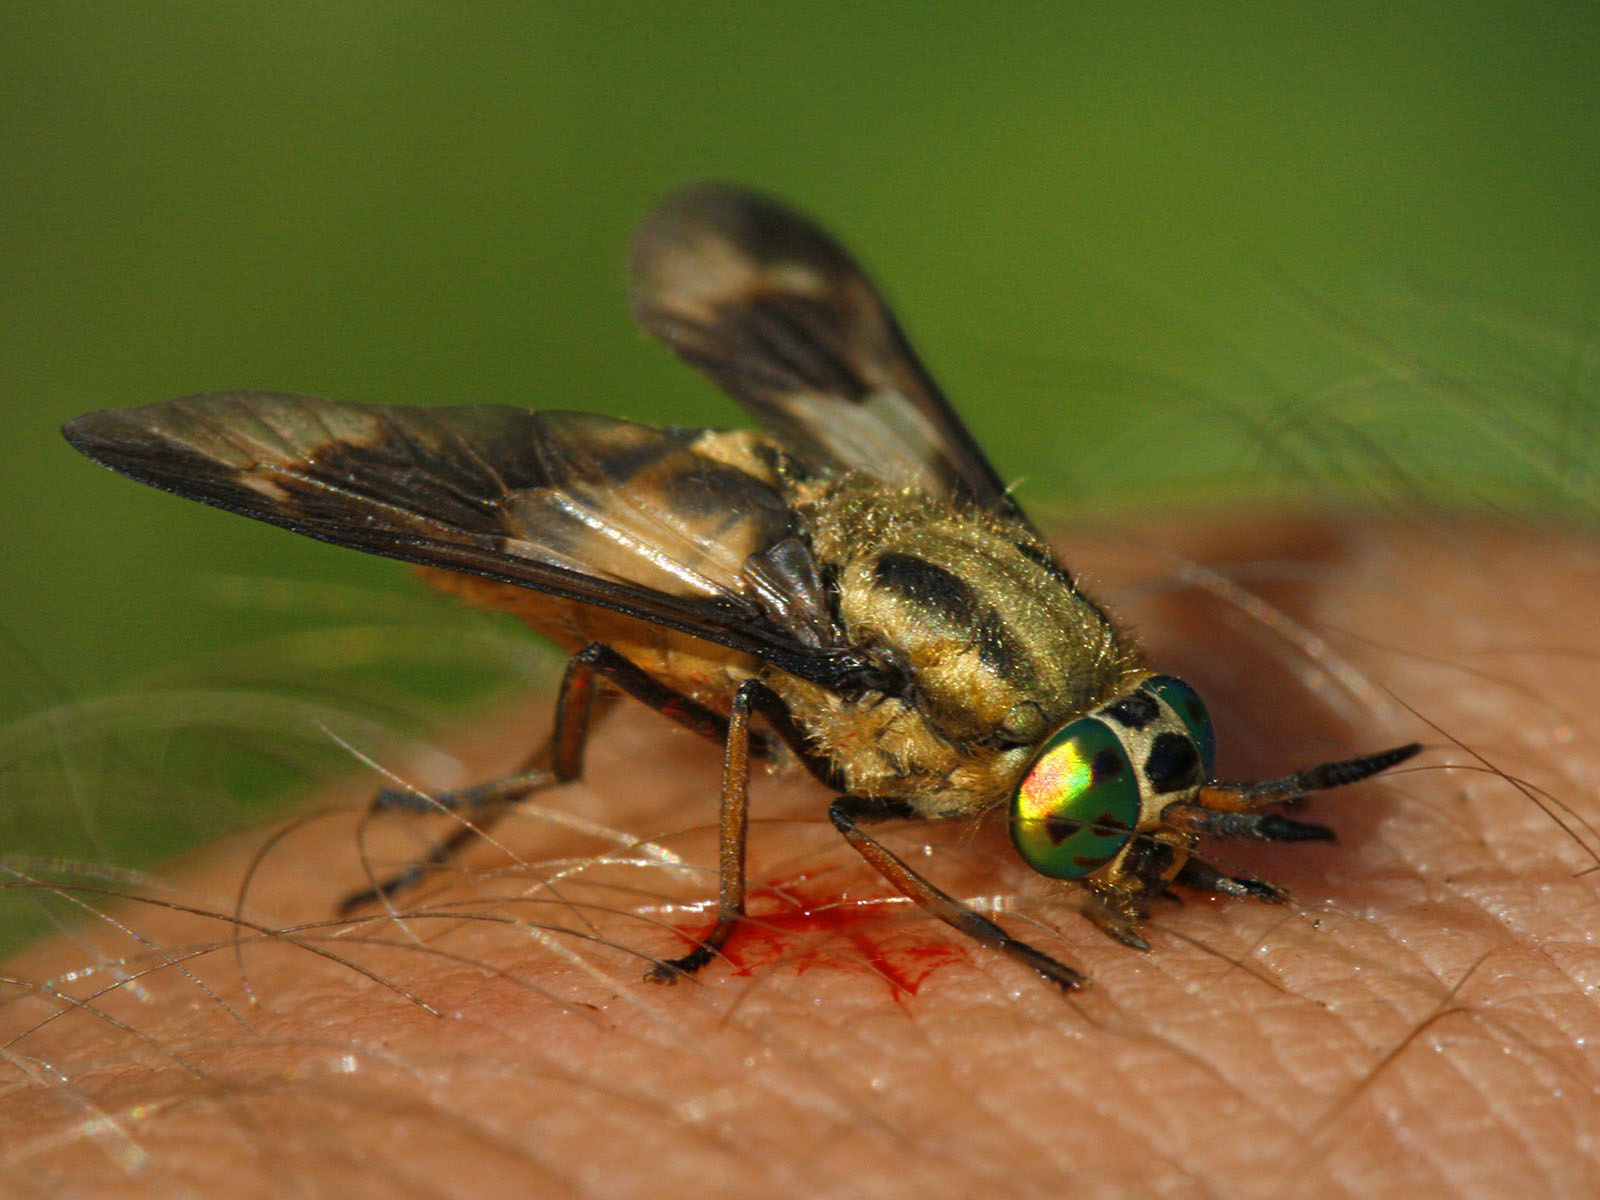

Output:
xmin=1088 ymin=808 xmax=1131 ymax=834
xmin=1102 ymin=692 xmax=1159 ymax=731
xmin=1091 ymin=748 xmax=1125 ymax=784
xmin=1144 ymin=733 xmax=1202 ymax=794
xmin=1045 ymin=814 xmax=1083 ymax=845
xmin=872 ymin=553 xmax=979 ymax=626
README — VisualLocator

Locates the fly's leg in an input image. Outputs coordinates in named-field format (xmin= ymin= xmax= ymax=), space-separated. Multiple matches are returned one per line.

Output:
xmin=1172 ymin=855 xmax=1288 ymax=903
xmin=339 ymin=642 xmax=763 ymax=915
xmin=1080 ymin=847 xmax=1288 ymax=951
xmin=1079 ymin=829 xmax=1194 ymax=951
xmin=338 ymin=656 xmax=607 ymax=913
xmin=645 ymin=678 xmax=833 ymax=983
xmin=338 ymin=804 xmax=533 ymax=916
xmin=828 ymin=796 xmax=1088 ymax=992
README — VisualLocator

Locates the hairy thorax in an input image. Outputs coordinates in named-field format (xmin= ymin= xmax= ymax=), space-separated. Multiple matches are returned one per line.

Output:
xmin=774 ymin=476 xmax=1146 ymax=816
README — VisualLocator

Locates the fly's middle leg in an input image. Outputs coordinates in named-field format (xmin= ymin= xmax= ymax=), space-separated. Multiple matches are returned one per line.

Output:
xmin=645 ymin=677 xmax=809 ymax=983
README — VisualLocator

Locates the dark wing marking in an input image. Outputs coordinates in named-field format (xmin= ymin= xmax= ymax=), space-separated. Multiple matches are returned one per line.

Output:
xmin=62 ymin=392 xmax=871 ymax=686
xmin=629 ymin=183 xmax=1030 ymax=525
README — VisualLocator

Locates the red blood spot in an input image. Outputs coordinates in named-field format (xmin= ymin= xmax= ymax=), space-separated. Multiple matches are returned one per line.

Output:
xmin=669 ymin=873 xmax=969 ymax=999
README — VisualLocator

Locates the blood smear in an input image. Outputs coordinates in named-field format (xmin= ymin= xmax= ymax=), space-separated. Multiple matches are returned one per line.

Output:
xmin=670 ymin=874 xmax=970 ymax=999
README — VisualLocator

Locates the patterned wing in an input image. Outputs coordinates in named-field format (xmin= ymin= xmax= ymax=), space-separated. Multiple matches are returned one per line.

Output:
xmin=62 ymin=392 xmax=858 ymax=684
xmin=629 ymin=183 xmax=1029 ymax=525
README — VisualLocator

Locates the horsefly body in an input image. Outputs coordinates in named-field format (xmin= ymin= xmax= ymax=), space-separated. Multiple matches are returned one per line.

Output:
xmin=62 ymin=185 xmax=1420 ymax=990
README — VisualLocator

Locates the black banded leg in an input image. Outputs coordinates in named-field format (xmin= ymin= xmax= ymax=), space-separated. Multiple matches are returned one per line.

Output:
xmin=829 ymin=795 xmax=1087 ymax=992
xmin=1174 ymin=855 xmax=1287 ymax=903
xmin=340 ymin=642 xmax=754 ymax=915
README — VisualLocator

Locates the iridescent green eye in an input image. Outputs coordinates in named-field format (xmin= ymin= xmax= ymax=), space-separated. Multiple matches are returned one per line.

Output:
xmin=1143 ymin=675 xmax=1215 ymax=777
xmin=1010 ymin=717 xmax=1139 ymax=880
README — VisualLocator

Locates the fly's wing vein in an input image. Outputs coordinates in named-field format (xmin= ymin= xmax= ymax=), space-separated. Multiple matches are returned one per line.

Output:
xmin=629 ymin=183 xmax=1033 ymax=529
xmin=63 ymin=392 xmax=852 ymax=682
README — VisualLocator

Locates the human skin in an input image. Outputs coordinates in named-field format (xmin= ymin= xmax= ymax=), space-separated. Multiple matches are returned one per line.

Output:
xmin=1 ymin=510 xmax=1597 ymax=1199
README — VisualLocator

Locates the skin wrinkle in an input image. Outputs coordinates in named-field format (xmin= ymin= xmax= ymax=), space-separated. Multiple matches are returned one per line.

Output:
xmin=826 ymin=993 xmax=1077 ymax=1193
xmin=0 ymin=511 xmax=1597 ymax=1199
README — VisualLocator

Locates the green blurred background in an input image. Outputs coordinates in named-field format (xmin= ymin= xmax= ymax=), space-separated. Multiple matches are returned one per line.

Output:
xmin=2 ymin=3 xmax=1597 ymax=933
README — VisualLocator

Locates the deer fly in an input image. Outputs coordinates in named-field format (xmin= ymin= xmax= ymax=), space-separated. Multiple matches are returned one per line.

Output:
xmin=62 ymin=185 xmax=1419 ymax=990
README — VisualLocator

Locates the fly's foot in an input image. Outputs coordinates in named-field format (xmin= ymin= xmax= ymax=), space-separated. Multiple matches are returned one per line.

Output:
xmin=1081 ymin=890 xmax=1151 ymax=951
xmin=1175 ymin=856 xmax=1289 ymax=903
xmin=339 ymin=867 xmax=424 ymax=916
xmin=646 ymin=913 xmax=740 ymax=984
xmin=1006 ymin=942 xmax=1089 ymax=991
xmin=645 ymin=944 xmax=717 ymax=984
xmin=1219 ymin=875 xmax=1288 ymax=903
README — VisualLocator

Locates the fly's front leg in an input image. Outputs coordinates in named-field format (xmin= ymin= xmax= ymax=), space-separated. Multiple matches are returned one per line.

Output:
xmin=1173 ymin=855 xmax=1288 ymax=903
xmin=1079 ymin=829 xmax=1193 ymax=951
xmin=829 ymin=796 xmax=1088 ymax=992
xmin=340 ymin=642 xmax=741 ymax=915
xmin=1079 ymin=835 xmax=1287 ymax=951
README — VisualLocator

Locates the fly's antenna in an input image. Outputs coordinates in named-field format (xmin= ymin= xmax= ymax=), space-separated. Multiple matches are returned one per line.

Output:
xmin=1195 ymin=742 xmax=1422 ymax=811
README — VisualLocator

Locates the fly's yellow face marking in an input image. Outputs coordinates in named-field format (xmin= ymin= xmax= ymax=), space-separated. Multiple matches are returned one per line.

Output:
xmin=62 ymin=184 xmax=1420 ymax=991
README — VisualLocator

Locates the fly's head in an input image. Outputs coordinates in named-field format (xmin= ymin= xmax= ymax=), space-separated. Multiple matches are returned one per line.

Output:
xmin=1009 ymin=675 xmax=1215 ymax=887
xmin=1008 ymin=673 xmax=1420 ymax=933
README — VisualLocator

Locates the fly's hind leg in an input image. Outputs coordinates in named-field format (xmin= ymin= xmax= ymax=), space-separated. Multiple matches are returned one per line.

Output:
xmin=829 ymin=796 xmax=1088 ymax=992
xmin=339 ymin=642 xmax=754 ymax=915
